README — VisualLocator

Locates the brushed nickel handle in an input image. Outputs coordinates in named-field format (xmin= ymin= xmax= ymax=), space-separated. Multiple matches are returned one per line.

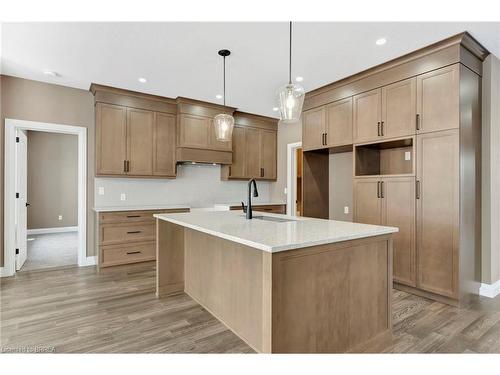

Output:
xmin=127 ymin=230 xmax=141 ymax=234
xmin=416 ymin=114 xmax=420 ymax=130
xmin=416 ymin=180 xmax=421 ymax=199
xmin=126 ymin=251 xmax=141 ymax=255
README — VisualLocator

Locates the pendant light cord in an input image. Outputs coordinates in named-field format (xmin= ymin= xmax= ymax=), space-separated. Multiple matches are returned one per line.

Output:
xmin=223 ymin=55 xmax=226 ymax=106
xmin=289 ymin=21 xmax=292 ymax=85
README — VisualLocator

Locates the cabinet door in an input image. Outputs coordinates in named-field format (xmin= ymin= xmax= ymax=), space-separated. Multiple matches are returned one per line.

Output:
xmin=208 ymin=118 xmax=232 ymax=151
xmin=381 ymin=177 xmax=416 ymax=287
xmin=353 ymin=178 xmax=382 ymax=225
xmin=416 ymin=129 xmax=459 ymax=298
xmin=302 ymin=107 xmax=326 ymax=151
xmin=178 ymin=114 xmax=210 ymax=148
xmin=353 ymin=88 xmax=381 ymax=143
xmin=228 ymin=126 xmax=246 ymax=178
xmin=381 ymin=78 xmax=416 ymax=139
xmin=326 ymin=97 xmax=353 ymax=147
xmin=417 ymin=64 xmax=459 ymax=134
xmin=96 ymin=103 xmax=127 ymax=175
xmin=127 ymin=108 xmax=154 ymax=175
xmin=153 ymin=112 xmax=176 ymax=177
xmin=260 ymin=130 xmax=277 ymax=180
xmin=245 ymin=127 xmax=261 ymax=178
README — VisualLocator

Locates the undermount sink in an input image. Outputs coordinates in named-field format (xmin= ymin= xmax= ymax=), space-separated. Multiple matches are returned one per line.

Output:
xmin=240 ymin=215 xmax=296 ymax=223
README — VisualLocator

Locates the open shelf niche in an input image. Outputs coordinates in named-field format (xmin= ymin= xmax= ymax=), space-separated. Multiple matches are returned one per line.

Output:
xmin=354 ymin=137 xmax=415 ymax=177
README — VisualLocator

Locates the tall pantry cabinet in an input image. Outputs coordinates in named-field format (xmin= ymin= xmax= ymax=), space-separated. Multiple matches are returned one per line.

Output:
xmin=301 ymin=32 xmax=487 ymax=306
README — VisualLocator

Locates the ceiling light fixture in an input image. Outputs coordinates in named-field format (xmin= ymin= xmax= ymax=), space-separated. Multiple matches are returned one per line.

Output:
xmin=375 ymin=38 xmax=387 ymax=46
xmin=43 ymin=70 xmax=59 ymax=77
xmin=277 ymin=22 xmax=305 ymax=123
xmin=295 ymin=76 xmax=304 ymax=82
xmin=138 ymin=77 xmax=147 ymax=83
xmin=213 ymin=49 xmax=234 ymax=142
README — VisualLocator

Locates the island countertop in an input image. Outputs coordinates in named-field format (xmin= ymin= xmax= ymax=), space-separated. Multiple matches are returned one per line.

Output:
xmin=154 ymin=210 xmax=398 ymax=253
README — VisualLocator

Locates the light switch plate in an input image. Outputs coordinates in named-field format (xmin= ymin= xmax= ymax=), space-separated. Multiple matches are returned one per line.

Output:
xmin=344 ymin=206 xmax=349 ymax=214
xmin=98 ymin=187 xmax=105 ymax=195
xmin=405 ymin=151 xmax=411 ymax=161
xmin=120 ymin=193 xmax=126 ymax=201
xmin=284 ymin=187 xmax=287 ymax=195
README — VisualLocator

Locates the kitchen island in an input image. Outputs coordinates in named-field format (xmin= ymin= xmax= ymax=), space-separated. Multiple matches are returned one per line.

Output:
xmin=155 ymin=211 xmax=398 ymax=353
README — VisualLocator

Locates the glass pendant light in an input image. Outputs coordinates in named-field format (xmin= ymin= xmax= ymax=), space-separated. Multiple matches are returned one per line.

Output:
xmin=277 ymin=22 xmax=305 ymax=122
xmin=214 ymin=49 xmax=235 ymax=142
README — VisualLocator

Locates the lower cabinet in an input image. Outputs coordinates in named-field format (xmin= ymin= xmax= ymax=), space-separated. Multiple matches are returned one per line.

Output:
xmin=354 ymin=176 xmax=416 ymax=287
xmin=97 ymin=208 xmax=189 ymax=268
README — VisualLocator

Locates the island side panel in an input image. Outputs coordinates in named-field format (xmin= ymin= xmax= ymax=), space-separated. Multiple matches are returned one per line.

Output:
xmin=156 ymin=219 xmax=185 ymax=297
xmin=271 ymin=235 xmax=393 ymax=353
xmin=183 ymin=229 xmax=273 ymax=353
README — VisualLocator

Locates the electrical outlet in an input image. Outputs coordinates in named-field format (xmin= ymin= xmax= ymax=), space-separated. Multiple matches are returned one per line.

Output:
xmin=98 ymin=187 xmax=105 ymax=195
xmin=58 ymin=215 xmax=63 ymax=221
xmin=405 ymin=151 xmax=411 ymax=161
xmin=120 ymin=193 xmax=126 ymax=201
xmin=344 ymin=206 xmax=349 ymax=214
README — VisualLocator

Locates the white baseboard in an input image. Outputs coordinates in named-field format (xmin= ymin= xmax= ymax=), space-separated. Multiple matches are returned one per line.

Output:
xmin=479 ymin=280 xmax=500 ymax=298
xmin=0 ymin=266 xmax=14 ymax=278
xmin=27 ymin=226 xmax=78 ymax=235
xmin=79 ymin=256 xmax=97 ymax=267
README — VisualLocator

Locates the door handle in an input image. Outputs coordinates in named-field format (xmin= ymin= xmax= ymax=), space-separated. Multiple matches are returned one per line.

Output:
xmin=381 ymin=181 xmax=384 ymax=198
xmin=377 ymin=122 xmax=381 ymax=136
xmin=381 ymin=121 xmax=384 ymax=136
xmin=416 ymin=180 xmax=421 ymax=199
xmin=377 ymin=181 xmax=381 ymax=198
xmin=416 ymin=114 xmax=420 ymax=130
xmin=26 ymin=202 xmax=31 ymax=207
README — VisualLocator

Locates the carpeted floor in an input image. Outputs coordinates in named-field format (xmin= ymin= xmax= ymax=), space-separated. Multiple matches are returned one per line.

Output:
xmin=21 ymin=232 xmax=78 ymax=271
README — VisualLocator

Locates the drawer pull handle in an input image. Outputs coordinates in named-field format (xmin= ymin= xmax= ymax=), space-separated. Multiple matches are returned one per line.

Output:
xmin=127 ymin=230 xmax=142 ymax=234
xmin=126 ymin=251 xmax=142 ymax=255
xmin=126 ymin=215 xmax=141 ymax=218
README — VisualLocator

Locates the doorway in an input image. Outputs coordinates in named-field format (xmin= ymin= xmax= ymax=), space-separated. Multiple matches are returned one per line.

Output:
xmin=2 ymin=119 xmax=88 ymax=277
xmin=286 ymin=141 xmax=302 ymax=216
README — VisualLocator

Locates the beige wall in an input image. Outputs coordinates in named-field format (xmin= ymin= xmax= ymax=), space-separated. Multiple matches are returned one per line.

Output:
xmin=1 ymin=75 xmax=95 ymax=266
xmin=482 ymin=54 xmax=500 ymax=285
xmin=27 ymin=131 xmax=78 ymax=229
xmin=329 ymin=152 xmax=353 ymax=221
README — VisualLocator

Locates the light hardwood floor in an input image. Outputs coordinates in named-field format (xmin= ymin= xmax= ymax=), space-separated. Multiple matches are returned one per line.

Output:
xmin=1 ymin=262 xmax=500 ymax=353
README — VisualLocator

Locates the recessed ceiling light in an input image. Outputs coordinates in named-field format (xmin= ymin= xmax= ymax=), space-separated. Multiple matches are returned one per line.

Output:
xmin=375 ymin=38 xmax=387 ymax=46
xmin=43 ymin=70 xmax=58 ymax=77
xmin=215 ymin=94 xmax=223 ymax=99
xmin=272 ymin=107 xmax=279 ymax=112
xmin=295 ymin=76 xmax=304 ymax=82
xmin=138 ymin=77 xmax=147 ymax=83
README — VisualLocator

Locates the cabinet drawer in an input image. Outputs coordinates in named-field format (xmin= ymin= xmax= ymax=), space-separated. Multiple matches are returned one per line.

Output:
xmin=99 ymin=208 xmax=189 ymax=224
xmin=254 ymin=205 xmax=286 ymax=214
xmin=101 ymin=242 xmax=155 ymax=267
xmin=100 ymin=222 xmax=155 ymax=245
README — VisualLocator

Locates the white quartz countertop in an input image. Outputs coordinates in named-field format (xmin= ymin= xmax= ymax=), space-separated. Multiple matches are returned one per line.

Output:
xmin=93 ymin=204 xmax=190 ymax=212
xmin=154 ymin=211 xmax=398 ymax=253
xmin=213 ymin=202 xmax=286 ymax=211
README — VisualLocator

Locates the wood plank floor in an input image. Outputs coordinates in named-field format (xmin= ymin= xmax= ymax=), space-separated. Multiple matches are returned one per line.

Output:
xmin=1 ymin=262 xmax=500 ymax=353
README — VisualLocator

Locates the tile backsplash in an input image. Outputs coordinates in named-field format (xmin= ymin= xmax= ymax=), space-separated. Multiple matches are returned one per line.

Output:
xmin=94 ymin=163 xmax=271 ymax=208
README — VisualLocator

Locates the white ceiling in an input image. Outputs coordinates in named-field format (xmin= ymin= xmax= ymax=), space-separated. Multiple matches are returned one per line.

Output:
xmin=1 ymin=22 xmax=499 ymax=118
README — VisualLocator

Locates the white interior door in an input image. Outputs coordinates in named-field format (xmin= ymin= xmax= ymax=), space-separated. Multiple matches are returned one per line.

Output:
xmin=15 ymin=130 xmax=28 ymax=270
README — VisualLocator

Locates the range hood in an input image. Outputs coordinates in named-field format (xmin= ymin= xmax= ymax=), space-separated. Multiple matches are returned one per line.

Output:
xmin=176 ymin=148 xmax=232 ymax=165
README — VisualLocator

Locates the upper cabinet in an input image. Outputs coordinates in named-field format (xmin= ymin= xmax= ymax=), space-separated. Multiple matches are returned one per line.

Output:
xmin=302 ymin=97 xmax=353 ymax=151
xmin=221 ymin=112 xmax=278 ymax=181
xmin=416 ymin=64 xmax=459 ymax=134
xmin=92 ymin=84 xmax=177 ymax=178
xmin=176 ymin=98 xmax=235 ymax=164
xmin=353 ymin=88 xmax=381 ymax=143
